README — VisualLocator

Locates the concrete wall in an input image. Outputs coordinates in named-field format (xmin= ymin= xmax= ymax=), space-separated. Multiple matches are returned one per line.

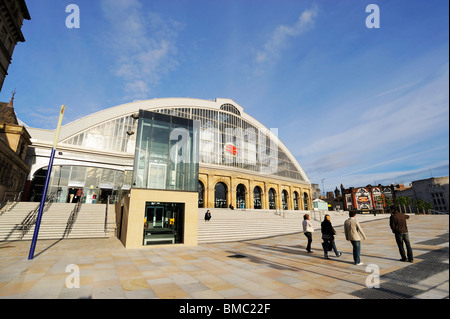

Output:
xmin=117 ymin=188 xmax=198 ymax=249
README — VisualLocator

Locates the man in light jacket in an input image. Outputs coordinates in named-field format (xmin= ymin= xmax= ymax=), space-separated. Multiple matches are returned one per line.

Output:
xmin=344 ymin=211 xmax=366 ymax=265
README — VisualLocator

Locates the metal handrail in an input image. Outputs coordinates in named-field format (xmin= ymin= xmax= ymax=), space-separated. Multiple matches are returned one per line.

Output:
xmin=105 ymin=195 xmax=109 ymax=233
xmin=63 ymin=195 xmax=84 ymax=238
xmin=0 ymin=191 xmax=24 ymax=214
xmin=18 ymin=192 xmax=55 ymax=239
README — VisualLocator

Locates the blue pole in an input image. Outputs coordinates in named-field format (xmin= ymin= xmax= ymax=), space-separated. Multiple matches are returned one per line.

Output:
xmin=28 ymin=148 xmax=56 ymax=260
xmin=28 ymin=105 xmax=65 ymax=260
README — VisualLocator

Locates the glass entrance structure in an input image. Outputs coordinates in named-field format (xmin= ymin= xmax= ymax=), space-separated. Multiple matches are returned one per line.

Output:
xmin=131 ymin=110 xmax=199 ymax=246
xmin=133 ymin=110 xmax=199 ymax=192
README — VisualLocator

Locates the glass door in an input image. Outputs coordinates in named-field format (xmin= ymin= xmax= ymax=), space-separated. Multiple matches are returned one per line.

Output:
xmin=143 ymin=203 xmax=184 ymax=246
xmin=150 ymin=206 xmax=164 ymax=228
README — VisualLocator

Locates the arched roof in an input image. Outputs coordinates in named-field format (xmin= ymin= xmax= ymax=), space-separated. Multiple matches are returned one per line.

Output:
xmin=58 ymin=98 xmax=244 ymax=140
xmin=33 ymin=97 xmax=310 ymax=184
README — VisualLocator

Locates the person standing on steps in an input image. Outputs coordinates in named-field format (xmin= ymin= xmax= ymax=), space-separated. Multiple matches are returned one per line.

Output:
xmin=321 ymin=214 xmax=342 ymax=259
xmin=344 ymin=211 xmax=367 ymax=265
xmin=302 ymin=214 xmax=314 ymax=253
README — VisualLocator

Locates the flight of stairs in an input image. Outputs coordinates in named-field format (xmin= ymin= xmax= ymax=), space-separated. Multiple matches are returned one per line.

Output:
xmin=0 ymin=202 xmax=116 ymax=241
xmin=197 ymin=208 xmax=322 ymax=244
xmin=197 ymin=208 xmax=388 ymax=244
xmin=1 ymin=202 xmax=386 ymax=244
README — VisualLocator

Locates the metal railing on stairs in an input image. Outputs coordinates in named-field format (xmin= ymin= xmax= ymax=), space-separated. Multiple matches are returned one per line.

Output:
xmin=274 ymin=209 xmax=285 ymax=218
xmin=63 ymin=195 xmax=84 ymax=238
xmin=105 ymin=195 xmax=110 ymax=235
xmin=17 ymin=193 xmax=55 ymax=239
xmin=0 ymin=191 xmax=23 ymax=214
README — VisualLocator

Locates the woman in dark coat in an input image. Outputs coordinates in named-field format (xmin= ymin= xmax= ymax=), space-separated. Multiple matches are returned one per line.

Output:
xmin=321 ymin=214 xmax=342 ymax=259
xmin=204 ymin=210 xmax=211 ymax=222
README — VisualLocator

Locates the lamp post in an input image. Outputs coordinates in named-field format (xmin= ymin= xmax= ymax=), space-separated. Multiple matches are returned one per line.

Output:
xmin=321 ymin=178 xmax=326 ymax=198
xmin=28 ymin=105 xmax=65 ymax=260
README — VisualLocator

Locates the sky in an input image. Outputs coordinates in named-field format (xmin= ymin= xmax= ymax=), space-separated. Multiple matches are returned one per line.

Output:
xmin=1 ymin=0 xmax=448 ymax=194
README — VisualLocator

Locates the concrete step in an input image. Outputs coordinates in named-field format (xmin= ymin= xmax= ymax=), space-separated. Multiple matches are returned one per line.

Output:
xmin=0 ymin=202 xmax=115 ymax=241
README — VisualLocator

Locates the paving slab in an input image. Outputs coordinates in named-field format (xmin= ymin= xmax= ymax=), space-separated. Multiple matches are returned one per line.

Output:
xmin=0 ymin=215 xmax=448 ymax=306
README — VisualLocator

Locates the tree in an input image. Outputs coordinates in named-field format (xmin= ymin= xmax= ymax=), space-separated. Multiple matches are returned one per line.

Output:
xmin=395 ymin=196 xmax=411 ymax=206
xmin=384 ymin=196 xmax=393 ymax=208
xmin=413 ymin=199 xmax=433 ymax=214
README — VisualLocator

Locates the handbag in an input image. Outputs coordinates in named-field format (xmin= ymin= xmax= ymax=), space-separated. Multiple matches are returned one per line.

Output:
xmin=321 ymin=241 xmax=332 ymax=251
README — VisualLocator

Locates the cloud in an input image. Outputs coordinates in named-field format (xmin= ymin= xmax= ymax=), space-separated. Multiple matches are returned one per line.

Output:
xmin=255 ymin=6 xmax=318 ymax=64
xmin=298 ymin=64 xmax=449 ymax=159
xmin=296 ymin=63 xmax=449 ymax=190
xmin=100 ymin=0 xmax=181 ymax=99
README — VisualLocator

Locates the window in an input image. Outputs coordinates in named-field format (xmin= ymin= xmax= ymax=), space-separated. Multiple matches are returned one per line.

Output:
xmin=220 ymin=103 xmax=241 ymax=116
xmin=215 ymin=182 xmax=228 ymax=208
xmin=133 ymin=110 xmax=199 ymax=192
xmin=269 ymin=188 xmax=276 ymax=210
xmin=236 ymin=184 xmax=246 ymax=209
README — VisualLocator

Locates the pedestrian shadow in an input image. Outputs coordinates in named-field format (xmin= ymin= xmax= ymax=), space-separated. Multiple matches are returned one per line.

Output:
xmin=245 ymin=242 xmax=396 ymax=266
xmin=224 ymin=244 xmax=370 ymax=285
xmin=33 ymin=238 xmax=64 ymax=258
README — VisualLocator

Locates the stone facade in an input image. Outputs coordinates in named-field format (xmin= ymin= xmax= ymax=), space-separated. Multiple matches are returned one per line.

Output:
xmin=199 ymin=166 xmax=312 ymax=211
xmin=0 ymin=0 xmax=30 ymax=90
xmin=0 ymin=99 xmax=31 ymax=202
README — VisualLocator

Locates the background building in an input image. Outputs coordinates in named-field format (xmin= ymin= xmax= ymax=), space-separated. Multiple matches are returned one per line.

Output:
xmin=396 ymin=176 xmax=449 ymax=213
xmin=340 ymin=183 xmax=395 ymax=214
xmin=0 ymin=0 xmax=30 ymax=90
xmin=0 ymin=95 xmax=31 ymax=202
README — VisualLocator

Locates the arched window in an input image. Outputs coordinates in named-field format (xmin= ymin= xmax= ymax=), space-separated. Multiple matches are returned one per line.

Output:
xmin=29 ymin=168 xmax=48 ymax=203
xmin=215 ymin=182 xmax=228 ymax=208
xmin=236 ymin=184 xmax=246 ymax=209
xmin=220 ymin=103 xmax=241 ymax=116
xmin=269 ymin=188 xmax=276 ymax=210
xmin=303 ymin=193 xmax=309 ymax=210
xmin=282 ymin=190 xmax=288 ymax=210
xmin=198 ymin=181 xmax=205 ymax=208
xmin=293 ymin=191 xmax=299 ymax=210
xmin=253 ymin=186 xmax=262 ymax=209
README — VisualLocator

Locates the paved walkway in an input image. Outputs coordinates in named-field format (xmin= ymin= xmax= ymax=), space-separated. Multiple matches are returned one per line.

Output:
xmin=0 ymin=215 xmax=448 ymax=301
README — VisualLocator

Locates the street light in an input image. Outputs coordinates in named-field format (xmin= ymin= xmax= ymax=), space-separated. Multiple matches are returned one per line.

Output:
xmin=321 ymin=178 xmax=326 ymax=198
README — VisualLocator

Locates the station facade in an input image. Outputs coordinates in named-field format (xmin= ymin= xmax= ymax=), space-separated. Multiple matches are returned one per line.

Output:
xmin=23 ymin=98 xmax=312 ymax=247
xmin=24 ymin=98 xmax=312 ymax=211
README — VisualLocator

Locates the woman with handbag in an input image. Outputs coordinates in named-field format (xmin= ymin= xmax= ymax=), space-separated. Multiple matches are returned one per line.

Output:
xmin=321 ymin=214 xmax=342 ymax=259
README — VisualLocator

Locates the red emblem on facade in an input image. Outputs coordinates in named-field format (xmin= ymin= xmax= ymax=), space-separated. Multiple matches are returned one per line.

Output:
xmin=225 ymin=143 xmax=238 ymax=156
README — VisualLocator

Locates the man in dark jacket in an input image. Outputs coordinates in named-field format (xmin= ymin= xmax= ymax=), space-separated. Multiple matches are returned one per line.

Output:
xmin=389 ymin=205 xmax=414 ymax=262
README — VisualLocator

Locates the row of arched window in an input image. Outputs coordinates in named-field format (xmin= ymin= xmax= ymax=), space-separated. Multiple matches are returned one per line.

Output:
xmin=198 ymin=181 xmax=309 ymax=210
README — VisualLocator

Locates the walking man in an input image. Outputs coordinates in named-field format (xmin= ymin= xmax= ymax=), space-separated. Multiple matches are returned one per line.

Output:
xmin=302 ymin=214 xmax=314 ymax=253
xmin=389 ymin=205 xmax=414 ymax=262
xmin=344 ymin=211 xmax=366 ymax=265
